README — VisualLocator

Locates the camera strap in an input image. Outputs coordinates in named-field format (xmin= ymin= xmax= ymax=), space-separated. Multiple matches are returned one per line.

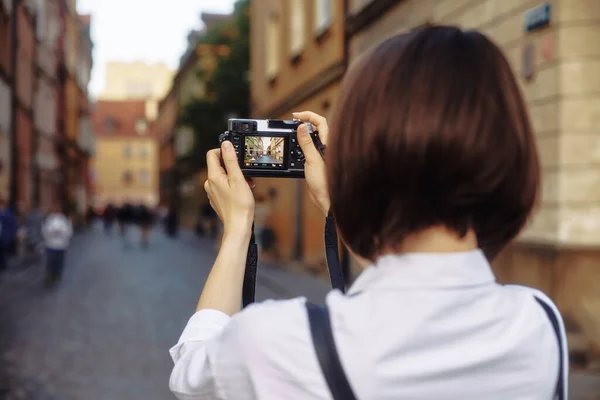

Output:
xmin=325 ymin=211 xmax=346 ymax=293
xmin=242 ymin=211 xmax=346 ymax=307
xmin=242 ymin=222 xmax=258 ymax=308
xmin=306 ymin=297 xmax=566 ymax=400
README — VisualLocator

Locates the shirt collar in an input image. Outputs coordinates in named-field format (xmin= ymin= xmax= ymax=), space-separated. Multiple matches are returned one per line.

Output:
xmin=347 ymin=249 xmax=496 ymax=295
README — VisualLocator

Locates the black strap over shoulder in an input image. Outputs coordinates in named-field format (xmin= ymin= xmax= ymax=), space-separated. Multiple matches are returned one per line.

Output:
xmin=306 ymin=298 xmax=565 ymax=400
xmin=534 ymin=297 xmax=566 ymax=400
xmin=305 ymin=303 xmax=357 ymax=400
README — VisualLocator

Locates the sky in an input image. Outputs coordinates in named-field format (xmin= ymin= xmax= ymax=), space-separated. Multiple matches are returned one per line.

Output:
xmin=76 ymin=0 xmax=236 ymax=97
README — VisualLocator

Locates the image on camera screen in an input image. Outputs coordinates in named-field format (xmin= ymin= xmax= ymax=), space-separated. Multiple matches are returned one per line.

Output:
xmin=244 ymin=136 xmax=285 ymax=168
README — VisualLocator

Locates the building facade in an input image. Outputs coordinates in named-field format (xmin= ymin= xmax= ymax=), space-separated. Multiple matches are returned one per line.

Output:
xmin=175 ymin=42 xmax=230 ymax=228
xmin=344 ymin=0 xmax=600 ymax=361
xmin=98 ymin=61 xmax=174 ymax=121
xmin=93 ymin=100 xmax=158 ymax=207
xmin=156 ymin=89 xmax=177 ymax=209
xmin=0 ymin=0 xmax=12 ymax=200
xmin=0 ymin=0 xmax=92 ymax=215
xmin=156 ymin=12 xmax=231 ymax=225
xmin=250 ymin=0 xmax=345 ymax=265
xmin=55 ymin=0 xmax=68 ymax=209
xmin=76 ymin=14 xmax=94 ymax=214
xmin=92 ymin=61 xmax=173 ymax=209
xmin=13 ymin=1 xmax=35 ymax=212
xmin=34 ymin=0 xmax=60 ymax=210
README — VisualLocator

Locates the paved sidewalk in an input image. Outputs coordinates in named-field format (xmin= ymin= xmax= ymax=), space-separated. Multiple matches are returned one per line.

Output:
xmin=0 ymin=226 xmax=329 ymax=400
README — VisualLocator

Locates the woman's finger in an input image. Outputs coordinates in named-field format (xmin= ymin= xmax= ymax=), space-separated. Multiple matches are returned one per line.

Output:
xmin=292 ymin=111 xmax=329 ymax=145
xmin=206 ymin=149 xmax=226 ymax=181
xmin=220 ymin=141 xmax=244 ymax=184
xmin=246 ymin=177 xmax=256 ymax=189
xmin=297 ymin=124 xmax=325 ymax=167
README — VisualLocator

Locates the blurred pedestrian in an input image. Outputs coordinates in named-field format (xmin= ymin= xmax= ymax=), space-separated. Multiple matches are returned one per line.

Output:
xmin=23 ymin=204 xmax=44 ymax=263
xmin=41 ymin=205 xmax=73 ymax=285
xmin=254 ymin=194 xmax=277 ymax=260
xmin=117 ymin=202 xmax=134 ymax=238
xmin=165 ymin=206 xmax=179 ymax=238
xmin=102 ymin=203 xmax=117 ymax=235
xmin=137 ymin=204 xmax=153 ymax=248
xmin=198 ymin=202 xmax=218 ymax=239
xmin=85 ymin=205 xmax=96 ymax=229
xmin=0 ymin=198 xmax=18 ymax=273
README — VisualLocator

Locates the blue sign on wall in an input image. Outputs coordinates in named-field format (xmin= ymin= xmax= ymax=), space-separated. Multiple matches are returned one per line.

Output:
xmin=524 ymin=3 xmax=551 ymax=32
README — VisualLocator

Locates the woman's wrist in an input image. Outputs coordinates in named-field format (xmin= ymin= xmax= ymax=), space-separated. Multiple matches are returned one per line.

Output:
xmin=222 ymin=220 xmax=253 ymax=245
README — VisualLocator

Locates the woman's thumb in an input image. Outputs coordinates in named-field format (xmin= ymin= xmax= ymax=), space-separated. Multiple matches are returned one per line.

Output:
xmin=221 ymin=141 xmax=244 ymax=181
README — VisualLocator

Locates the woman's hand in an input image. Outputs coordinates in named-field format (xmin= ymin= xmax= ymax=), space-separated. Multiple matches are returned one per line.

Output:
xmin=204 ymin=141 xmax=255 ymax=236
xmin=293 ymin=111 xmax=330 ymax=216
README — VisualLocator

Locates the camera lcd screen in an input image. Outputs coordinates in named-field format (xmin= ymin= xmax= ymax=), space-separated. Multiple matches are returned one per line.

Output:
xmin=244 ymin=136 xmax=285 ymax=169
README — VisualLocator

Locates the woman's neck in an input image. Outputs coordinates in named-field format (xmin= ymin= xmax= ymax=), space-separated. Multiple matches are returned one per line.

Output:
xmin=391 ymin=225 xmax=478 ymax=254
xmin=351 ymin=226 xmax=479 ymax=269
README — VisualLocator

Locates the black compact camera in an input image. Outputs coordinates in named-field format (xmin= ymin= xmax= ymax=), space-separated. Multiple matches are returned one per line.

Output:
xmin=218 ymin=119 xmax=325 ymax=178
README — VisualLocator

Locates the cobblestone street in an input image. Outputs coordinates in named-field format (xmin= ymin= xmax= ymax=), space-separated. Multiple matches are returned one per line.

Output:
xmin=1 ymin=226 xmax=600 ymax=399
xmin=0 ymin=225 xmax=328 ymax=400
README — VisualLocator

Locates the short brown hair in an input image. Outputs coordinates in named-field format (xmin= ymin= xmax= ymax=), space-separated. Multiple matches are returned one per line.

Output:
xmin=328 ymin=26 xmax=540 ymax=261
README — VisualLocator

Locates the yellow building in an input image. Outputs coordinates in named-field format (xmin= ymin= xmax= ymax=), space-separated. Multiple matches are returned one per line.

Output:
xmin=98 ymin=61 xmax=175 ymax=121
xmin=92 ymin=100 xmax=158 ymax=207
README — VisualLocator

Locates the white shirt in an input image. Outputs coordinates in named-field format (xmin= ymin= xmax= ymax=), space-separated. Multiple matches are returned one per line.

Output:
xmin=169 ymin=250 xmax=564 ymax=400
xmin=42 ymin=214 xmax=73 ymax=250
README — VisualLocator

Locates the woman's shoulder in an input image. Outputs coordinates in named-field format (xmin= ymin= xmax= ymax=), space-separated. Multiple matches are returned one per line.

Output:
xmin=497 ymin=284 xmax=565 ymax=356
xmin=500 ymin=284 xmax=560 ymax=311
xmin=225 ymin=297 xmax=314 ymax=381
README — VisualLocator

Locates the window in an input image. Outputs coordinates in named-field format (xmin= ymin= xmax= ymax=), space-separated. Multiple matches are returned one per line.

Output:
xmin=104 ymin=118 xmax=116 ymax=133
xmin=135 ymin=118 xmax=148 ymax=135
xmin=314 ymin=0 xmax=332 ymax=34
xmin=123 ymin=145 xmax=132 ymax=158
xmin=126 ymin=81 xmax=152 ymax=98
xmin=265 ymin=9 xmax=280 ymax=79
xmin=122 ymin=170 xmax=133 ymax=184
xmin=290 ymin=0 xmax=305 ymax=56
xmin=140 ymin=144 xmax=149 ymax=159
xmin=139 ymin=169 xmax=149 ymax=185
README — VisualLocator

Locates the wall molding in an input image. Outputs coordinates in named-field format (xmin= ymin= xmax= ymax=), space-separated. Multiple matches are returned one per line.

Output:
xmin=255 ymin=61 xmax=345 ymax=118
xmin=346 ymin=0 xmax=404 ymax=36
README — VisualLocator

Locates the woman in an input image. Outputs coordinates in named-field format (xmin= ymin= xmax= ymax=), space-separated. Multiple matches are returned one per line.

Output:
xmin=169 ymin=27 xmax=566 ymax=399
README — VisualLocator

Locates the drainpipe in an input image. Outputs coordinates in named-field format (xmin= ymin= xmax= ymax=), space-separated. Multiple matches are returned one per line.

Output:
xmin=9 ymin=0 xmax=18 ymax=211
